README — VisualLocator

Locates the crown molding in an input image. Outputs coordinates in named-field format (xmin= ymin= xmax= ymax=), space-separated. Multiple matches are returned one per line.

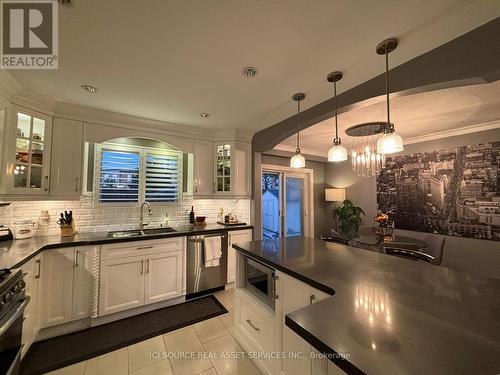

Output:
xmin=404 ymin=120 xmax=500 ymax=144
xmin=0 ymin=70 xmax=22 ymax=101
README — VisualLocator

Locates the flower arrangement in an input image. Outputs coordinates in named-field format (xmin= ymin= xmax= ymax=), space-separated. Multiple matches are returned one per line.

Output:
xmin=373 ymin=210 xmax=394 ymax=241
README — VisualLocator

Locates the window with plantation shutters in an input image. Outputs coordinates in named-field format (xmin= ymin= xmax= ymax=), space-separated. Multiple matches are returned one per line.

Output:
xmin=95 ymin=144 xmax=182 ymax=204
xmin=145 ymin=152 xmax=180 ymax=202
xmin=98 ymin=148 xmax=140 ymax=203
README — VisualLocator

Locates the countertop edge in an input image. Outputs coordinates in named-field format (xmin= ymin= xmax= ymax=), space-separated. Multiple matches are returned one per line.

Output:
xmin=8 ymin=225 xmax=253 ymax=269
xmin=232 ymin=243 xmax=335 ymax=296
xmin=285 ymin=315 xmax=366 ymax=375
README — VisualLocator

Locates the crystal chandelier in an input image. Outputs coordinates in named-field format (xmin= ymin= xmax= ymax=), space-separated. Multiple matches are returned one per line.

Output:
xmin=350 ymin=131 xmax=386 ymax=177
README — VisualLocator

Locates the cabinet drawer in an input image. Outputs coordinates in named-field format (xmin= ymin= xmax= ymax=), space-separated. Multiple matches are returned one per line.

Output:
xmin=237 ymin=294 xmax=274 ymax=352
xmin=101 ymin=237 xmax=185 ymax=260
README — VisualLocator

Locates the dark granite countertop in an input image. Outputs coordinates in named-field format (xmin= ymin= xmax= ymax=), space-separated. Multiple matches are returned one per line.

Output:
xmin=232 ymin=237 xmax=500 ymax=375
xmin=0 ymin=224 xmax=253 ymax=269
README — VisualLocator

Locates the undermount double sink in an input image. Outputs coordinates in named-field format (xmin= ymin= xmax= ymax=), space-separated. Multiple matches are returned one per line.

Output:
xmin=107 ymin=227 xmax=177 ymax=238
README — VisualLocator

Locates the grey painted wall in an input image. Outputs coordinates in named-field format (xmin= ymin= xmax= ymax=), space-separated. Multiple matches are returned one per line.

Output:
xmin=324 ymin=128 xmax=500 ymax=227
xmin=260 ymin=154 xmax=330 ymax=238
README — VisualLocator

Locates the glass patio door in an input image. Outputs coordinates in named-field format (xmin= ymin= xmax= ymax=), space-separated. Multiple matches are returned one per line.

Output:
xmin=261 ymin=171 xmax=307 ymax=239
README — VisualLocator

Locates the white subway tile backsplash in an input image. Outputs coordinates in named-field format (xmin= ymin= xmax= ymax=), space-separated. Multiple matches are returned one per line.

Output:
xmin=0 ymin=196 xmax=250 ymax=236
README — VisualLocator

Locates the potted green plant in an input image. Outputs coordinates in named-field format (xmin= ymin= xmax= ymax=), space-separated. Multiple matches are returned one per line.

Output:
xmin=332 ymin=199 xmax=365 ymax=239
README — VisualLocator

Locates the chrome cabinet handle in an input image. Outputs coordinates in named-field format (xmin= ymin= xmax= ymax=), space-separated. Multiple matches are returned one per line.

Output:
xmin=246 ymin=319 xmax=260 ymax=332
xmin=136 ymin=245 xmax=153 ymax=250
xmin=75 ymin=177 xmax=79 ymax=192
xmin=44 ymin=176 xmax=49 ymax=191
xmin=146 ymin=259 xmax=150 ymax=274
xmin=34 ymin=260 xmax=41 ymax=279
xmin=309 ymin=294 xmax=316 ymax=305
xmin=140 ymin=260 xmax=144 ymax=274
xmin=75 ymin=250 xmax=80 ymax=267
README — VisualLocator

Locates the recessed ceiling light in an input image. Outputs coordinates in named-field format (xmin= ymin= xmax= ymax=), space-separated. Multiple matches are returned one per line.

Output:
xmin=81 ymin=84 xmax=98 ymax=93
xmin=241 ymin=66 xmax=257 ymax=77
xmin=200 ymin=112 xmax=210 ymax=118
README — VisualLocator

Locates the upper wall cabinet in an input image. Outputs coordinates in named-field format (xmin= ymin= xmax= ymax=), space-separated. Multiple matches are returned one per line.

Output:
xmin=213 ymin=141 xmax=251 ymax=197
xmin=49 ymin=118 xmax=83 ymax=197
xmin=193 ymin=140 xmax=213 ymax=197
xmin=2 ymin=105 xmax=53 ymax=195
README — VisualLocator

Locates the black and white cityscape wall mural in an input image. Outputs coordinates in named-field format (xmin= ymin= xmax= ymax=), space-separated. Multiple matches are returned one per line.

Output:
xmin=376 ymin=141 xmax=500 ymax=241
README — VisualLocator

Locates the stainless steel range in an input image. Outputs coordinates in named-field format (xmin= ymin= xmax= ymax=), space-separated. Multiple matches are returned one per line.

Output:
xmin=0 ymin=268 xmax=29 ymax=375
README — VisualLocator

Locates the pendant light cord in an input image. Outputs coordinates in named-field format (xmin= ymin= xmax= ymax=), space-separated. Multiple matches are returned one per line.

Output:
xmin=385 ymin=47 xmax=391 ymax=127
xmin=296 ymin=100 xmax=301 ymax=151
xmin=334 ymin=80 xmax=339 ymax=140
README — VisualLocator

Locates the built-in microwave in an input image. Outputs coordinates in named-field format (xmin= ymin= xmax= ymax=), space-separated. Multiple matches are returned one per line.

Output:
xmin=243 ymin=256 xmax=277 ymax=309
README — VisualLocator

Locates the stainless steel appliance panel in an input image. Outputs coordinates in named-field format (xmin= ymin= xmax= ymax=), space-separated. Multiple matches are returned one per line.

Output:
xmin=187 ymin=232 xmax=228 ymax=296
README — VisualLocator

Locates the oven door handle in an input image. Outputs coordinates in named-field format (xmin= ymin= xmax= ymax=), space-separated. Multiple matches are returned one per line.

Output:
xmin=0 ymin=296 xmax=30 ymax=336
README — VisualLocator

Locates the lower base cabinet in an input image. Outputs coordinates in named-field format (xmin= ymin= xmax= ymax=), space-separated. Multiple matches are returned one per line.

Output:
xmin=227 ymin=229 xmax=253 ymax=283
xmin=99 ymin=238 xmax=185 ymax=316
xmin=39 ymin=246 xmax=95 ymax=329
xmin=21 ymin=255 xmax=42 ymax=357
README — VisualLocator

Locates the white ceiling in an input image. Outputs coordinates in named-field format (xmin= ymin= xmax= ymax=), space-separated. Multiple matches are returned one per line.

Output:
xmin=8 ymin=0 xmax=500 ymax=131
xmin=274 ymin=80 xmax=500 ymax=156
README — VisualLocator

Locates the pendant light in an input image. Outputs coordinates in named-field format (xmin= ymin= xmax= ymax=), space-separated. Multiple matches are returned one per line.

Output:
xmin=327 ymin=71 xmax=347 ymax=162
xmin=290 ymin=93 xmax=306 ymax=168
xmin=375 ymin=38 xmax=404 ymax=154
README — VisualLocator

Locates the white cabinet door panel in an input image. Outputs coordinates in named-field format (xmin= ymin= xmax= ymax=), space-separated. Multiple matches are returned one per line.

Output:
xmin=144 ymin=250 xmax=182 ymax=304
xmin=194 ymin=140 xmax=213 ymax=196
xmin=39 ymin=249 xmax=75 ymax=328
xmin=228 ymin=229 xmax=252 ymax=283
xmin=99 ymin=256 xmax=145 ymax=316
xmin=49 ymin=118 xmax=83 ymax=196
xmin=72 ymin=246 xmax=94 ymax=320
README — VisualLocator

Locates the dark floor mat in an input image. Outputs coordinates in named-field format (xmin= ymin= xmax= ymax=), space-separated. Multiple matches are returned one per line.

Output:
xmin=21 ymin=295 xmax=228 ymax=375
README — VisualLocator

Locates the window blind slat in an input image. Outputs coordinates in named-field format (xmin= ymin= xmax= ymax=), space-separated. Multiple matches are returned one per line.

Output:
xmin=99 ymin=149 xmax=140 ymax=203
xmin=145 ymin=153 xmax=179 ymax=202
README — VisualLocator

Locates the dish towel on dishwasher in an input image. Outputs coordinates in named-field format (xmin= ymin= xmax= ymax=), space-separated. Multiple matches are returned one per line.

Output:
xmin=204 ymin=236 xmax=222 ymax=267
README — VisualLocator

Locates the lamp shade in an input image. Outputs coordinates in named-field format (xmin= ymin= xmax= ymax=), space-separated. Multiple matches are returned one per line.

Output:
xmin=325 ymin=188 xmax=345 ymax=202
xmin=328 ymin=144 xmax=348 ymax=162
xmin=377 ymin=132 xmax=404 ymax=154
xmin=290 ymin=152 xmax=306 ymax=168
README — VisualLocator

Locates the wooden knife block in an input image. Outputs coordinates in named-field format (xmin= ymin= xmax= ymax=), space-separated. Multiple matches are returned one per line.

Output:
xmin=60 ymin=222 xmax=76 ymax=237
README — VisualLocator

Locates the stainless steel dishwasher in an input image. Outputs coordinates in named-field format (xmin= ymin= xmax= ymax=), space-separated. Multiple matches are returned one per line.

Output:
xmin=186 ymin=231 xmax=228 ymax=298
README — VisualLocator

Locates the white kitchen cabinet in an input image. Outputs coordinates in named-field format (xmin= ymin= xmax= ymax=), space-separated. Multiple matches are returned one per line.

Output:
xmin=21 ymin=254 xmax=42 ymax=357
xmin=227 ymin=229 xmax=253 ymax=283
xmin=213 ymin=141 xmax=251 ymax=197
xmin=39 ymin=248 xmax=75 ymax=328
xmin=39 ymin=246 xmax=96 ymax=328
xmin=1 ymin=105 xmax=52 ymax=194
xmin=71 ymin=246 xmax=95 ymax=320
xmin=278 ymin=272 xmax=331 ymax=375
xmin=99 ymin=238 xmax=185 ymax=316
xmin=144 ymin=250 xmax=183 ymax=304
xmin=49 ymin=117 xmax=83 ymax=197
xmin=193 ymin=139 xmax=213 ymax=196
xmin=99 ymin=256 xmax=145 ymax=316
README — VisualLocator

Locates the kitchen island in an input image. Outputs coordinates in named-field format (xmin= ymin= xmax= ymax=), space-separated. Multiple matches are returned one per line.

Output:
xmin=232 ymin=237 xmax=500 ymax=375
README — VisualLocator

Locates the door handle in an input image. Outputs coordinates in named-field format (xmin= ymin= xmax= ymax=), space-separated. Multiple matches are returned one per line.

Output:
xmin=246 ymin=319 xmax=260 ymax=332
xmin=140 ymin=260 xmax=144 ymax=274
xmin=75 ymin=250 xmax=80 ymax=267
xmin=146 ymin=259 xmax=150 ymax=274
xmin=136 ymin=245 xmax=153 ymax=250
xmin=44 ymin=176 xmax=49 ymax=191
xmin=309 ymin=294 xmax=316 ymax=305
xmin=34 ymin=260 xmax=41 ymax=279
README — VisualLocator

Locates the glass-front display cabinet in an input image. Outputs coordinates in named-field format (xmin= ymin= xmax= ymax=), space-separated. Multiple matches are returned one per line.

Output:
xmin=215 ymin=143 xmax=232 ymax=194
xmin=2 ymin=105 xmax=52 ymax=194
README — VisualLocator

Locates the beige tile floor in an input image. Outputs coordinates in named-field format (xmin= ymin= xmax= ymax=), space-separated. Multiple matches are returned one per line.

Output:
xmin=45 ymin=288 xmax=262 ymax=375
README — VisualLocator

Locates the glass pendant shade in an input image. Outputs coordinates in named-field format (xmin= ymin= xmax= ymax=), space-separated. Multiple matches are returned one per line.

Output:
xmin=290 ymin=151 xmax=306 ymax=168
xmin=377 ymin=131 xmax=404 ymax=154
xmin=328 ymin=143 xmax=348 ymax=162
